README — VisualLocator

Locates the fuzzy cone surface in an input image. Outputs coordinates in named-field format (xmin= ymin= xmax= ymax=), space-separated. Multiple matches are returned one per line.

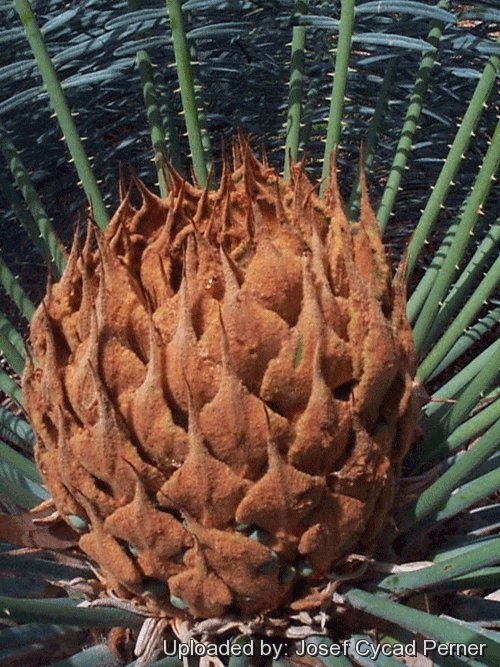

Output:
xmin=23 ymin=140 xmax=418 ymax=620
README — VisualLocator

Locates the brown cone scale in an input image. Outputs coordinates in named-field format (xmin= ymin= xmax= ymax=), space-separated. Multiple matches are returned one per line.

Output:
xmin=23 ymin=138 xmax=418 ymax=619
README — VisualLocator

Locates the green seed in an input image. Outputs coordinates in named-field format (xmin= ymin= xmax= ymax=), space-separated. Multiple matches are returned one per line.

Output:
xmin=173 ymin=549 xmax=186 ymax=563
xmin=235 ymin=522 xmax=249 ymax=532
xmin=248 ymin=528 xmax=270 ymax=544
xmin=279 ymin=565 xmax=297 ymax=584
xmin=170 ymin=594 xmax=188 ymax=610
xmin=257 ymin=551 xmax=279 ymax=574
xmin=144 ymin=579 xmax=168 ymax=598
xmin=127 ymin=544 xmax=138 ymax=557
xmin=293 ymin=334 xmax=304 ymax=368
xmin=67 ymin=514 xmax=88 ymax=532
xmin=298 ymin=560 xmax=314 ymax=577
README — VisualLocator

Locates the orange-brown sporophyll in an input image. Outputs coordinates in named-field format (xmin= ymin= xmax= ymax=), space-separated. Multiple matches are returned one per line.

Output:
xmin=23 ymin=138 xmax=418 ymax=620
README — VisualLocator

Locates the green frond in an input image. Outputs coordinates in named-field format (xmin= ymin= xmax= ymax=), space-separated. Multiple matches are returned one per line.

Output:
xmin=284 ymin=0 xmax=309 ymax=179
xmin=13 ymin=0 xmax=109 ymax=229
xmin=406 ymin=50 xmax=500 ymax=285
xmin=375 ymin=1 xmax=449 ymax=233
xmin=320 ymin=0 xmax=355 ymax=194
xmin=0 ymin=122 xmax=66 ymax=277
xmin=165 ymin=0 xmax=210 ymax=185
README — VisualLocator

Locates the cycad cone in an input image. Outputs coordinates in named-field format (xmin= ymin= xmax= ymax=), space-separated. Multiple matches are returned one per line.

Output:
xmin=23 ymin=139 xmax=418 ymax=620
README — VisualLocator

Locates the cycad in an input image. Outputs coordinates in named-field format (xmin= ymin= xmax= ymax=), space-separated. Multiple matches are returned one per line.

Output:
xmin=1 ymin=1 xmax=499 ymax=666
